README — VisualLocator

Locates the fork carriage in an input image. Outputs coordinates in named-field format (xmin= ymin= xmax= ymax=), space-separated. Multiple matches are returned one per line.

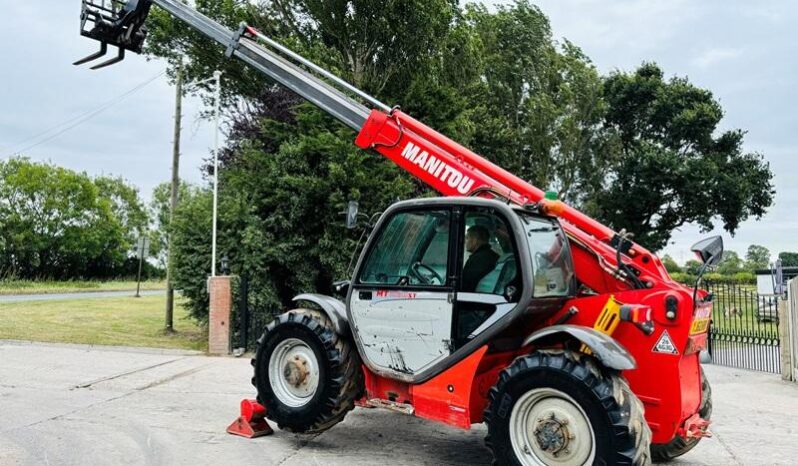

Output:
xmin=75 ymin=0 xmax=151 ymax=69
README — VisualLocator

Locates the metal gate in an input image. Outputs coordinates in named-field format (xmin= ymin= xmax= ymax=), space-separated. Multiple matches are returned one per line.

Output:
xmin=231 ymin=276 xmax=274 ymax=352
xmin=707 ymin=281 xmax=781 ymax=373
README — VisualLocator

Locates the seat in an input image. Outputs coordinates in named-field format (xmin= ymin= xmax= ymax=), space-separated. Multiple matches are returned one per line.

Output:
xmin=475 ymin=255 xmax=517 ymax=295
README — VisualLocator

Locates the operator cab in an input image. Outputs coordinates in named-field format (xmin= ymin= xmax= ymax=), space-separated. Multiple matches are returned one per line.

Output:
xmin=347 ymin=197 xmax=575 ymax=381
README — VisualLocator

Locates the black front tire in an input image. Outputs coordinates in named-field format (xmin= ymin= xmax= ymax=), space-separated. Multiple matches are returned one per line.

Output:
xmin=650 ymin=366 xmax=712 ymax=462
xmin=251 ymin=309 xmax=363 ymax=434
xmin=484 ymin=350 xmax=651 ymax=466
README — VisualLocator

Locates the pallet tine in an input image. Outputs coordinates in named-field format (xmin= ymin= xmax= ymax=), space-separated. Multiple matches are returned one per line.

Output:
xmin=90 ymin=47 xmax=126 ymax=70
xmin=73 ymin=42 xmax=108 ymax=66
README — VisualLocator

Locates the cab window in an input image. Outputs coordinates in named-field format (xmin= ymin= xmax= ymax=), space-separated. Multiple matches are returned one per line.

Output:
xmin=521 ymin=214 xmax=573 ymax=297
xmin=358 ymin=210 xmax=450 ymax=286
xmin=460 ymin=210 xmax=519 ymax=296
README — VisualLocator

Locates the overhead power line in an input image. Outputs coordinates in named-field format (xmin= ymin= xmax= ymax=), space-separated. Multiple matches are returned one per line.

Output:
xmin=2 ymin=70 xmax=166 ymax=159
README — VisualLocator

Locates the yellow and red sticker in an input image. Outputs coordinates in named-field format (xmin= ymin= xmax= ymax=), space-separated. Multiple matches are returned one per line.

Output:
xmin=690 ymin=302 xmax=712 ymax=335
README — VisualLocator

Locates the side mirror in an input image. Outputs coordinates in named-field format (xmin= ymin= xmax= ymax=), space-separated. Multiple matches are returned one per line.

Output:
xmin=691 ymin=236 xmax=724 ymax=266
xmin=346 ymin=201 xmax=359 ymax=230
xmin=333 ymin=280 xmax=351 ymax=296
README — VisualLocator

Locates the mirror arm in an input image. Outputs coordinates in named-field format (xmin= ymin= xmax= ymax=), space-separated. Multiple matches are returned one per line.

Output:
xmin=692 ymin=260 xmax=713 ymax=309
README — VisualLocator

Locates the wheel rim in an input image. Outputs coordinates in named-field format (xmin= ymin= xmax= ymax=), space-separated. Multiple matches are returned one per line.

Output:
xmin=268 ymin=338 xmax=320 ymax=408
xmin=509 ymin=387 xmax=596 ymax=466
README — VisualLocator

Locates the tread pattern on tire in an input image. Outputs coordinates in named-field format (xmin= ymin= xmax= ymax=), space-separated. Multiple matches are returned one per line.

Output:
xmin=650 ymin=366 xmax=712 ymax=462
xmin=483 ymin=350 xmax=652 ymax=466
xmin=251 ymin=309 xmax=363 ymax=434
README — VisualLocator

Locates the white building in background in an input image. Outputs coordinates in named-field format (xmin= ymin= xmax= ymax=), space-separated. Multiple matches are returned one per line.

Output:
xmin=756 ymin=265 xmax=798 ymax=296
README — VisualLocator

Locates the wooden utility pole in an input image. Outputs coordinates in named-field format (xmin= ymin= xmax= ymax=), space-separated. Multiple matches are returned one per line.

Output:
xmin=165 ymin=60 xmax=184 ymax=333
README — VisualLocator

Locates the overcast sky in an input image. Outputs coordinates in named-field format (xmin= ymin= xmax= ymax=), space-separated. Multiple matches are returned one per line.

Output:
xmin=1 ymin=1 xmax=794 ymax=264
xmin=0 ymin=2 xmax=214 ymax=199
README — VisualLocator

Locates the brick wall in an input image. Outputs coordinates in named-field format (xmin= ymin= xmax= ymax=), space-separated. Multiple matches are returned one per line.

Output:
xmin=208 ymin=276 xmax=232 ymax=355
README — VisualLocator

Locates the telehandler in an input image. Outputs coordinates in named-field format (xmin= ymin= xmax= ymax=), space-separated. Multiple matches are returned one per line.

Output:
xmin=75 ymin=2 xmax=719 ymax=464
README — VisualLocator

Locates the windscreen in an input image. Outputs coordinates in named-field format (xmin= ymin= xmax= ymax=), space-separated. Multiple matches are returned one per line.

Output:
xmin=358 ymin=210 xmax=450 ymax=286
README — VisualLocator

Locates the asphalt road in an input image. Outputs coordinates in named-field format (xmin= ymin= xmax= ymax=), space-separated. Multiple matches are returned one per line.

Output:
xmin=0 ymin=290 xmax=165 ymax=303
xmin=1 ymin=340 xmax=797 ymax=465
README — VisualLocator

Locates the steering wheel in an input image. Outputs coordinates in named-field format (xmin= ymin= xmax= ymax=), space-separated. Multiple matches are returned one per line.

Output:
xmin=409 ymin=262 xmax=444 ymax=285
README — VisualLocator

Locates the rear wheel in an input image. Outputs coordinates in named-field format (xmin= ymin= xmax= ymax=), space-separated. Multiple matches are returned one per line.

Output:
xmin=252 ymin=309 xmax=363 ymax=433
xmin=484 ymin=350 xmax=651 ymax=466
xmin=651 ymin=366 xmax=712 ymax=462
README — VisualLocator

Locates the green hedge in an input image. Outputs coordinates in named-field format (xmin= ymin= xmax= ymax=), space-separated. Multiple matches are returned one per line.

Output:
xmin=670 ymin=271 xmax=756 ymax=286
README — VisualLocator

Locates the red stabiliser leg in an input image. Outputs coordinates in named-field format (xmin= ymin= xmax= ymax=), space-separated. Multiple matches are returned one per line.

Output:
xmin=227 ymin=399 xmax=274 ymax=438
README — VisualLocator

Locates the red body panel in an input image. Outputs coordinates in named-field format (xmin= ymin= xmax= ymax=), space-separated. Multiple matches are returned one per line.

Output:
xmin=362 ymin=347 xmax=489 ymax=429
xmin=413 ymin=346 xmax=488 ymax=429
xmin=557 ymin=290 xmax=703 ymax=443
xmin=354 ymin=109 xmax=708 ymax=445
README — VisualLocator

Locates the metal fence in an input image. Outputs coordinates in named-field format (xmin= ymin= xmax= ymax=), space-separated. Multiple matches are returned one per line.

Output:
xmin=706 ymin=281 xmax=781 ymax=374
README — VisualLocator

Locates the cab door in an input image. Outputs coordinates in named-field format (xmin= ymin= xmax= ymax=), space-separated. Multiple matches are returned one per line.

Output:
xmin=349 ymin=208 xmax=455 ymax=376
xmin=454 ymin=208 xmax=522 ymax=348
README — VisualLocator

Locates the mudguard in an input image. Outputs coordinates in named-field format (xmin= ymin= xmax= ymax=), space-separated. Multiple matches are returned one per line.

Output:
xmin=292 ymin=293 xmax=350 ymax=336
xmin=522 ymin=324 xmax=636 ymax=371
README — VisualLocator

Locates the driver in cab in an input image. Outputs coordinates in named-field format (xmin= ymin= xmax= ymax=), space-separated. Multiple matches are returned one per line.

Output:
xmin=461 ymin=225 xmax=498 ymax=292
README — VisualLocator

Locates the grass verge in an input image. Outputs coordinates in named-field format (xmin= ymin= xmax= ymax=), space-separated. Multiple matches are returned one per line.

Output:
xmin=0 ymin=279 xmax=167 ymax=296
xmin=0 ymin=295 xmax=206 ymax=351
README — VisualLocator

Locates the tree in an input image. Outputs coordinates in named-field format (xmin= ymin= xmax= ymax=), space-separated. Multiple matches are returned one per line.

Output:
xmin=591 ymin=64 xmax=774 ymax=251
xmin=464 ymin=2 xmax=608 ymax=205
xmin=215 ymin=90 xmax=416 ymax=320
xmin=661 ymin=255 xmax=682 ymax=274
xmin=684 ymin=259 xmax=703 ymax=276
xmin=169 ymin=185 xmax=213 ymax=321
xmin=95 ymin=175 xmax=148 ymax=249
xmin=0 ymin=158 xmax=147 ymax=279
xmin=149 ymin=181 xmax=192 ymax=268
xmin=716 ymin=251 xmax=743 ymax=276
xmin=779 ymin=252 xmax=798 ymax=267
xmin=745 ymin=244 xmax=770 ymax=270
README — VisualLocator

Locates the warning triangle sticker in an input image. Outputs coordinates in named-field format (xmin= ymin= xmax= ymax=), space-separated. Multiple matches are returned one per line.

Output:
xmin=653 ymin=330 xmax=679 ymax=355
